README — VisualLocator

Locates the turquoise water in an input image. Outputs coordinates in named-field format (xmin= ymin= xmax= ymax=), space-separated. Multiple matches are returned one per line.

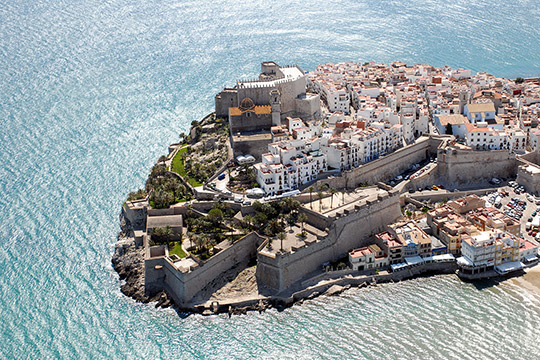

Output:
xmin=2 ymin=0 xmax=540 ymax=358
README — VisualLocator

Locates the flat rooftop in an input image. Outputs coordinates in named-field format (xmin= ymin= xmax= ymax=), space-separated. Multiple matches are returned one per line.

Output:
xmin=304 ymin=186 xmax=389 ymax=218
xmin=232 ymin=132 xmax=272 ymax=142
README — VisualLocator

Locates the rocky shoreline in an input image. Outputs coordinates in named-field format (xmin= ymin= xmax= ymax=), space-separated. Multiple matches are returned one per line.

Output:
xmin=111 ymin=231 xmax=461 ymax=316
xmin=112 ymin=234 xmax=175 ymax=309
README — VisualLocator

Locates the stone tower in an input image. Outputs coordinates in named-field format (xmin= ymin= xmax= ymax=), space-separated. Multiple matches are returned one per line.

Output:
xmin=270 ymin=89 xmax=281 ymax=126
xmin=458 ymin=89 xmax=468 ymax=114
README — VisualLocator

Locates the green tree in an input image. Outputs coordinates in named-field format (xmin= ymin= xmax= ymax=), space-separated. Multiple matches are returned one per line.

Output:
xmin=208 ymin=208 xmax=224 ymax=227
xmin=278 ymin=231 xmax=286 ymax=252
xmin=298 ymin=213 xmax=307 ymax=232
xmin=151 ymin=226 xmax=175 ymax=244
xmin=308 ymin=186 xmax=315 ymax=209
xmin=515 ymin=77 xmax=524 ymax=84
xmin=243 ymin=215 xmax=253 ymax=231
xmin=329 ymin=188 xmax=337 ymax=208
xmin=270 ymin=220 xmax=281 ymax=235
xmin=187 ymin=231 xmax=194 ymax=250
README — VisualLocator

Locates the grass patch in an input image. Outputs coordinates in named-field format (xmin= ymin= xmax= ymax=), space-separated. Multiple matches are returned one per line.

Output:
xmin=171 ymin=147 xmax=203 ymax=187
xmin=169 ymin=241 xmax=187 ymax=259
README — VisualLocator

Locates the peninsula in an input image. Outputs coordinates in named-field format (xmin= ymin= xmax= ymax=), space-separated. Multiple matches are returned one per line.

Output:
xmin=113 ymin=61 xmax=540 ymax=315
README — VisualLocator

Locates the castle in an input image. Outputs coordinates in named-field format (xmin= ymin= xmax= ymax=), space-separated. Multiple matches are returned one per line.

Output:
xmin=215 ymin=61 xmax=321 ymax=133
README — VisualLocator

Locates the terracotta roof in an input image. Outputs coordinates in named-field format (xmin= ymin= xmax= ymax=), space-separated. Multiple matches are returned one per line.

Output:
xmin=466 ymin=103 xmax=495 ymax=113
xmin=437 ymin=115 xmax=469 ymax=126
xmin=229 ymin=105 xmax=271 ymax=116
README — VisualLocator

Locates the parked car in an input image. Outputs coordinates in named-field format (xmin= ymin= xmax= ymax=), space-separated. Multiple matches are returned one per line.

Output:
xmin=217 ymin=173 xmax=226 ymax=181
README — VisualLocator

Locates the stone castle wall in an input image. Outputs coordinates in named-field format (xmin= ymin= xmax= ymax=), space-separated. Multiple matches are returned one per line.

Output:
xmin=307 ymin=136 xmax=443 ymax=191
xmin=256 ymin=192 xmax=401 ymax=291
xmin=145 ymin=232 xmax=265 ymax=305
xmin=229 ymin=112 xmax=272 ymax=132
xmin=215 ymin=89 xmax=238 ymax=118
xmin=437 ymin=146 xmax=518 ymax=185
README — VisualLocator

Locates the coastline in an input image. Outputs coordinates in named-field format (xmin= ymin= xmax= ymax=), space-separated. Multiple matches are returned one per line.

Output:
xmin=510 ymin=264 xmax=540 ymax=294
xmin=112 ymin=233 xmax=459 ymax=316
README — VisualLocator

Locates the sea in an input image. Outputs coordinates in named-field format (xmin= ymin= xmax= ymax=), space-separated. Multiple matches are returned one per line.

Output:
xmin=2 ymin=0 xmax=540 ymax=358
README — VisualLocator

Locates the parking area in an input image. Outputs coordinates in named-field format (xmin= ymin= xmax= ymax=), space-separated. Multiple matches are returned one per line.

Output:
xmin=386 ymin=158 xmax=434 ymax=188
xmin=483 ymin=182 xmax=540 ymax=243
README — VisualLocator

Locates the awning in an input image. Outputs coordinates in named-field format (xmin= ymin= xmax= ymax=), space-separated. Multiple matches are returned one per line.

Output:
xmin=405 ymin=256 xmax=424 ymax=266
xmin=391 ymin=263 xmax=409 ymax=272
xmin=457 ymin=256 xmax=473 ymax=267
xmin=524 ymin=254 xmax=538 ymax=262
xmin=434 ymin=254 xmax=455 ymax=262
xmin=494 ymin=261 xmax=523 ymax=275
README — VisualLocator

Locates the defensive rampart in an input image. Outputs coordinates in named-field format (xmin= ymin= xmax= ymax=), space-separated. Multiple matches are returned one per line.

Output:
xmin=256 ymin=190 xmax=402 ymax=291
xmin=145 ymin=232 xmax=265 ymax=305
xmin=437 ymin=146 xmax=518 ymax=185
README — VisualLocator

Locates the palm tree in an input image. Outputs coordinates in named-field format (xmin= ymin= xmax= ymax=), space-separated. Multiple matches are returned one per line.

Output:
xmin=329 ymin=188 xmax=337 ymax=208
xmin=243 ymin=215 xmax=253 ymax=231
xmin=308 ymin=186 xmax=315 ymax=209
xmin=298 ymin=213 xmax=307 ymax=232
xmin=187 ymin=231 xmax=194 ymax=250
xmin=317 ymin=192 xmax=324 ymax=211
xmin=342 ymin=190 xmax=345 ymax=205
xmin=278 ymin=231 xmax=286 ymax=252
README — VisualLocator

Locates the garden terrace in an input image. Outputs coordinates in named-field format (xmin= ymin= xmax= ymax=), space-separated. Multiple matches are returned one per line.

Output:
xmin=171 ymin=115 xmax=230 ymax=187
xmin=145 ymin=164 xmax=192 ymax=208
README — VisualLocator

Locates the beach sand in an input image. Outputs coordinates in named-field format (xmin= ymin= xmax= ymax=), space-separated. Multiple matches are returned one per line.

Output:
xmin=511 ymin=264 xmax=540 ymax=294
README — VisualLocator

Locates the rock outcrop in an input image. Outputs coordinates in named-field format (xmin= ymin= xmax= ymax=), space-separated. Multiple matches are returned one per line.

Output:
xmin=111 ymin=233 xmax=173 ymax=308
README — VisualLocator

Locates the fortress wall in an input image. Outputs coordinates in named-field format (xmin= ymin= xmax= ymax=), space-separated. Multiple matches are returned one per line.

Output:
xmin=313 ymin=173 xmax=348 ymax=190
xmin=145 ymin=232 xmax=265 ymax=304
xmin=231 ymin=135 xmax=272 ymax=159
xmin=330 ymin=193 xmax=402 ymax=257
xmin=230 ymin=113 xmax=272 ymax=132
xmin=147 ymin=207 xmax=175 ymax=217
xmin=256 ymin=193 xmax=401 ymax=291
xmin=343 ymin=138 xmax=434 ymax=188
xmin=122 ymin=202 xmax=147 ymax=230
xmin=437 ymin=147 xmax=518 ymax=185
xmin=237 ymin=86 xmax=273 ymax=108
xmin=295 ymin=93 xmax=321 ymax=120
xmin=277 ymin=76 xmax=306 ymax=117
xmin=517 ymin=163 xmax=540 ymax=196
xmin=299 ymin=206 xmax=333 ymax=231
xmin=215 ymin=90 xmax=238 ymax=118
xmin=408 ymin=188 xmax=493 ymax=203
xmin=403 ymin=163 xmax=439 ymax=192
xmin=518 ymin=151 xmax=539 ymax=164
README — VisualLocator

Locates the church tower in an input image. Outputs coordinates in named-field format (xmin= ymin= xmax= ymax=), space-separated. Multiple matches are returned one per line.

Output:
xmin=270 ymin=89 xmax=281 ymax=126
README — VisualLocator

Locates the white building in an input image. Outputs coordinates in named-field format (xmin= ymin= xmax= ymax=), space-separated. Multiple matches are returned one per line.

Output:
xmin=255 ymin=140 xmax=327 ymax=195
xmin=464 ymin=103 xmax=497 ymax=124
xmin=349 ymin=244 xmax=389 ymax=271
